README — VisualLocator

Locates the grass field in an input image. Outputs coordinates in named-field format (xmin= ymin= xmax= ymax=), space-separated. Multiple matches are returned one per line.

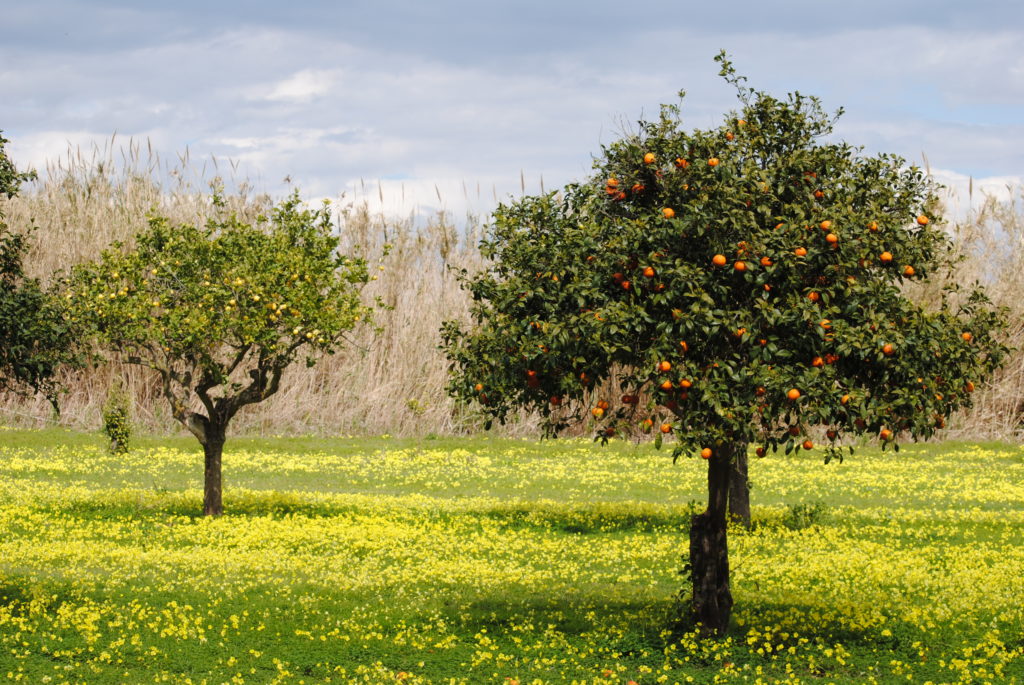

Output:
xmin=0 ymin=428 xmax=1022 ymax=684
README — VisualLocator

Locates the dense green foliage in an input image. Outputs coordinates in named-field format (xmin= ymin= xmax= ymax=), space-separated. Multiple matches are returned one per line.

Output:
xmin=64 ymin=193 xmax=372 ymax=432
xmin=0 ymin=132 xmax=76 ymax=406
xmin=443 ymin=56 xmax=1007 ymax=460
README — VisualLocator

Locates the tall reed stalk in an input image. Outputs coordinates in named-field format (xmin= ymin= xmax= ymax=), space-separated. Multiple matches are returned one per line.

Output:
xmin=1 ymin=139 xmax=1021 ymax=439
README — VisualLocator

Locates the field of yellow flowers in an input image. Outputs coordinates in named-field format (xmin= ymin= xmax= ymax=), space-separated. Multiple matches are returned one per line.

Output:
xmin=0 ymin=428 xmax=1022 ymax=684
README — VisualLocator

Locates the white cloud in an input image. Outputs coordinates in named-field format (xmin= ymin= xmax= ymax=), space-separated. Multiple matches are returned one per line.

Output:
xmin=261 ymin=69 xmax=341 ymax=103
xmin=928 ymin=168 xmax=1022 ymax=218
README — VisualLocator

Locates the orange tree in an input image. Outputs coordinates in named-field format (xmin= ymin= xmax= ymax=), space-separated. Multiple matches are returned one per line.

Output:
xmin=0 ymin=131 xmax=77 ymax=406
xmin=64 ymin=192 xmax=372 ymax=515
xmin=442 ymin=55 xmax=1007 ymax=635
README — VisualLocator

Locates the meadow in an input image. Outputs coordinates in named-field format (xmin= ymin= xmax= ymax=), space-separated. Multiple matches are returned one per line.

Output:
xmin=1 ymin=428 xmax=1022 ymax=684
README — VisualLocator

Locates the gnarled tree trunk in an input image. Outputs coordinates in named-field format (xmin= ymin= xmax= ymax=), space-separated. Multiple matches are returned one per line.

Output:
xmin=202 ymin=423 xmax=226 ymax=516
xmin=728 ymin=448 xmax=751 ymax=529
xmin=688 ymin=443 xmax=740 ymax=635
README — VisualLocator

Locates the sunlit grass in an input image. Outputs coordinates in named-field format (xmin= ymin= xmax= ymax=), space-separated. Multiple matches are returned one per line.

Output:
xmin=1 ymin=428 xmax=1022 ymax=683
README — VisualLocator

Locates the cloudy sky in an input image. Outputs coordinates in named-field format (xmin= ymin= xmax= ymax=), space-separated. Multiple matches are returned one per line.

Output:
xmin=2 ymin=0 xmax=1022 ymax=218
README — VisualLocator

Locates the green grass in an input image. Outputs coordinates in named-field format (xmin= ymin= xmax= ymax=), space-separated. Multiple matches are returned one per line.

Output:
xmin=1 ymin=427 xmax=1023 ymax=683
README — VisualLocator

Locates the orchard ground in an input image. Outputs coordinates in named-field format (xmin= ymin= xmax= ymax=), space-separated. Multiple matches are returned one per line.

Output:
xmin=0 ymin=428 xmax=1022 ymax=684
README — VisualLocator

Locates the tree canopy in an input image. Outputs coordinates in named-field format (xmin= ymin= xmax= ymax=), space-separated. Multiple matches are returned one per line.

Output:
xmin=442 ymin=54 xmax=1007 ymax=633
xmin=0 ymin=131 xmax=76 ymax=407
xmin=65 ymin=192 xmax=373 ymax=514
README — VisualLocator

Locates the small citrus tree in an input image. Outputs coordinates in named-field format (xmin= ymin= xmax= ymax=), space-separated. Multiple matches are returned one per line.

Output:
xmin=0 ymin=131 xmax=76 ymax=406
xmin=442 ymin=55 xmax=1007 ymax=634
xmin=65 ymin=192 xmax=372 ymax=515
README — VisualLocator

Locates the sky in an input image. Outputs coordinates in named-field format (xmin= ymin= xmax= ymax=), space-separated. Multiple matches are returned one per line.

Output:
xmin=2 ymin=0 xmax=1022 ymax=220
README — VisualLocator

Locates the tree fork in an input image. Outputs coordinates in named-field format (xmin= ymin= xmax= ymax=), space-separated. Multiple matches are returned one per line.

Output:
xmin=688 ymin=444 xmax=737 ymax=635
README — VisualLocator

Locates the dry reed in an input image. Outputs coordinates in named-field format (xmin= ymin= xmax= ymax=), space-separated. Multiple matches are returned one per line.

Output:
xmin=1 ymin=139 xmax=1021 ymax=440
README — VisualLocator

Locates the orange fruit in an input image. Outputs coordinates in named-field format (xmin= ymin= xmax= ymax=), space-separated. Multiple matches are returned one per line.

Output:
xmin=708 ymin=157 xmax=720 ymax=167
xmin=775 ymin=222 xmax=785 ymax=230
xmin=712 ymin=254 xmax=727 ymax=267
xmin=679 ymin=340 xmax=689 ymax=352
xmin=760 ymin=256 xmax=773 ymax=267
xmin=643 ymin=266 xmax=655 ymax=278
xmin=596 ymin=399 xmax=610 ymax=410
xmin=820 ymin=319 xmax=831 ymax=329
xmin=755 ymin=386 xmax=766 ymax=397
xmin=787 ymin=388 xmax=801 ymax=401
xmin=614 ymin=191 xmax=626 ymax=201
xmin=811 ymin=356 xmax=824 ymax=367
xmin=868 ymin=221 xmax=879 ymax=232
xmin=755 ymin=446 xmax=765 ymax=457
xmin=591 ymin=407 xmax=605 ymax=418
xmin=880 ymin=251 xmax=893 ymax=263
xmin=819 ymin=220 xmax=832 ymax=230
xmin=662 ymin=207 xmax=676 ymax=219
xmin=734 ymin=327 xmax=746 ymax=338
xmin=903 ymin=265 xmax=915 ymax=276
xmin=814 ymin=189 xmax=824 ymax=199
xmin=642 ymin=418 xmax=654 ymax=429
xmin=660 ymin=379 xmax=673 ymax=391
xmin=965 ymin=381 xmax=975 ymax=393
xmin=962 ymin=331 xmax=973 ymax=342
xmin=675 ymin=157 xmax=690 ymax=170
xmin=725 ymin=131 xmax=735 ymax=141
xmin=802 ymin=440 xmax=814 ymax=450
xmin=808 ymin=291 xmax=820 ymax=302
xmin=916 ymin=214 xmax=929 ymax=226
xmin=621 ymin=280 xmax=631 ymax=290
xmin=794 ymin=247 xmax=808 ymax=257
xmin=825 ymin=233 xmax=838 ymax=245
xmin=734 ymin=260 xmax=747 ymax=272
xmin=882 ymin=343 xmax=894 ymax=356
xmin=680 ymin=379 xmax=692 ymax=389
xmin=643 ymin=152 xmax=656 ymax=164
xmin=474 ymin=383 xmax=484 ymax=392
xmin=606 ymin=177 xmax=619 ymax=188
xmin=658 ymin=360 xmax=672 ymax=372
xmin=700 ymin=447 xmax=713 ymax=459
xmin=631 ymin=183 xmax=645 ymax=194
xmin=826 ymin=429 xmax=838 ymax=440
xmin=660 ymin=423 xmax=672 ymax=434
xmin=879 ymin=428 xmax=893 ymax=441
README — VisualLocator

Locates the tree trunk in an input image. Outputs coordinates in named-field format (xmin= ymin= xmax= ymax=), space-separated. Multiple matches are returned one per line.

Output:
xmin=728 ymin=448 xmax=751 ymax=529
xmin=203 ymin=424 xmax=226 ymax=517
xmin=689 ymin=444 xmax=736 ymax=635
